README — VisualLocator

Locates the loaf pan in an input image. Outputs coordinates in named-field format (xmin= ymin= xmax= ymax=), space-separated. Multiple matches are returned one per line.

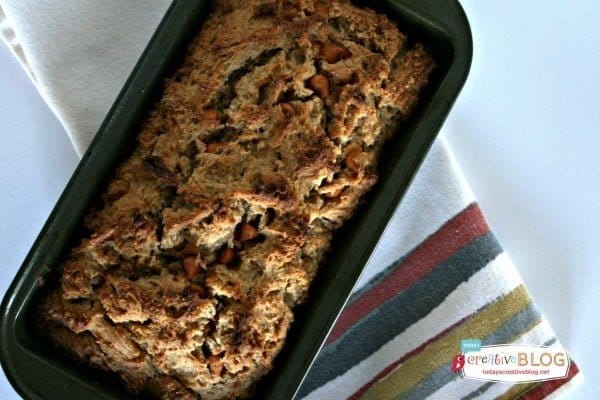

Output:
xmin=0 ymin=1 xmax=472 ymax=399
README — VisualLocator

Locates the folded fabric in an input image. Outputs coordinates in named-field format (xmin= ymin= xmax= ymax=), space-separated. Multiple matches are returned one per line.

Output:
xmin=298 ymin=164 xmax=582 ymax=399
xmin=0 ymin=1 xmax=581 ymax=399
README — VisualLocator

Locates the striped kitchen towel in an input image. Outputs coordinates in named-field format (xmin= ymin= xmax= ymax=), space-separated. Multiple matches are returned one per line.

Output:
xmin=298 ymin=139 xmax=582 ymax=399
xmin=0 ymin=1 xmax=582 ymax=399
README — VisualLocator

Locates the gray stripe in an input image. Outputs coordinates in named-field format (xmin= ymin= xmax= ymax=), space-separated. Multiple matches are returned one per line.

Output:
xmin=347 ymin=253 xmax=407 ymax=304
xmin=461 ymin=381 xmax=496 ymax=400
xmin=395 ymin=302 xmax=542 ymax=400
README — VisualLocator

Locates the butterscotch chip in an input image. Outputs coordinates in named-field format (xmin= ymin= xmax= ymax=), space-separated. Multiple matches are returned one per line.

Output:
xmin=208 ymin=355 xmax=224 ymax=376
xmin=344 ymin=147 xmax=363 ymax=173
xmin=183 ymin=257 xmax=200 ymax=279
xmin=217 ymin=248 xmax=236 ymax=265
xmin=327 ymin=125 xmax=343 ymax=139
xmin=345 ymin=157 xmax=359 ymax=173
xmin=238 ymin=223 xmax=259 ymax=241
xmin=204 ymin=108 xmax=219 ymax=121
xmin=307 ymin=74 xmax=330 ymax=98
xmin=206 ymin=142 xmax=227 ymax=153
xmin=320 ymin=43 xmax=352 ymax=64
xmin=280 ymin=103 xmax=294 ymax=117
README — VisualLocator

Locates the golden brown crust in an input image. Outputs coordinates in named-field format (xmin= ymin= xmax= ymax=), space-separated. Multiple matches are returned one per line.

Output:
xmin=40 ymin=1 xmax=435 ymax=399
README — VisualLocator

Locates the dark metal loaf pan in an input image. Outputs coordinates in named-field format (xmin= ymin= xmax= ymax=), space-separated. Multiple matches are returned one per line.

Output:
xmin=0 ymin=1 xmax=472 ymax=399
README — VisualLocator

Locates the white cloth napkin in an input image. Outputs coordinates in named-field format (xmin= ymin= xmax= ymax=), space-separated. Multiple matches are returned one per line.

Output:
xmin=0 ymin=1 xmax=581 ymax=400
xmin=0 ymin=0 xmax=171 ymax=155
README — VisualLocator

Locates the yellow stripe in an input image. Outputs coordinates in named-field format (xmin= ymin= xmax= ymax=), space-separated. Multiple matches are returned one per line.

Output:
xmin=359 ymin=285 xmax=532 ymax=400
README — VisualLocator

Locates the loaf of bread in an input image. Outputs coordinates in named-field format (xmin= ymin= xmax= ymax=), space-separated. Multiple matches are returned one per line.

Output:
xmin=39 ymin=1 xmax=435 ymax=399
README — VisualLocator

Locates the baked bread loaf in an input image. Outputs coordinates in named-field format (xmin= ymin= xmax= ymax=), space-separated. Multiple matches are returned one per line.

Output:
xmin=39 ymin=1 xmax=435 ymax=399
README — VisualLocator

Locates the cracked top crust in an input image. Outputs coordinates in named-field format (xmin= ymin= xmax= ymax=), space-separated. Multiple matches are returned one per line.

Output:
xmin=39 ymin=1 xmax=435 ymax=399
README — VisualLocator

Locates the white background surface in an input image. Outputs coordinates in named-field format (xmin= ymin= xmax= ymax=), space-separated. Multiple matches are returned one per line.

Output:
xmin=0 ymin=1 xmax=598 ymax=399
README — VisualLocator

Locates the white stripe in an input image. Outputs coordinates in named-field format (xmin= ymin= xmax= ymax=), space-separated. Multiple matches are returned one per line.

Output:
xmin=302 ymin=252 xmax=521 ymax=400
xmin=469 ymin=381 xmax=514 ymax=400
xmin=353 ymin=136 xmax=476 ymax=292
xmin=427 ymin=319 xmax=557 ymax=400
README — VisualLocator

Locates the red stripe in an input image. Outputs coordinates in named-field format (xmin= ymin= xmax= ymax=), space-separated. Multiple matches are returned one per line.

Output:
xmin=517 ymin=362 xmax=580 ymax=400
xmin=346 ymin=313 xmax=472 ymax=400
xmin=325 ymin=203 xmax=489 ymax=345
